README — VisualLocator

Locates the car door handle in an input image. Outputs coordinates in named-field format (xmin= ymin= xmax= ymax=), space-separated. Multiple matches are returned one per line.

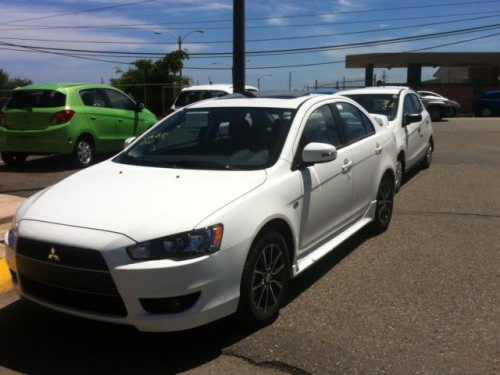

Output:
xmin=90 ymin=116 xmax=97 ymax=120
xmin=342 ymin=159 xmax=353 ymax=173
xmin=118 ymin=119 xmax=123 ymax=123
xmin=375 ymin=143 xmax=383 ymax=155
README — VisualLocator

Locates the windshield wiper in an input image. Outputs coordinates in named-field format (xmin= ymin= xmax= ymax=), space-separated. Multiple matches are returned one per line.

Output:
xmin=113 ymin=153 xmax=145 ymax=166
xmin=163 ymin=160 xmax=240 ymax=170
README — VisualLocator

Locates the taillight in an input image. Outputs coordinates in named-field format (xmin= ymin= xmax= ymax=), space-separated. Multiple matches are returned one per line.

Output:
xmin=50 ymin=109 xmax=75 ymax=125
xmin=0 ymin=111 xmax=5 ymax=125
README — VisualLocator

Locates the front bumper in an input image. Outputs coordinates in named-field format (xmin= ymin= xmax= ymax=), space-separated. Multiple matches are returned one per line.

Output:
xmin=5 ymin=220 xmax=246 ymax=332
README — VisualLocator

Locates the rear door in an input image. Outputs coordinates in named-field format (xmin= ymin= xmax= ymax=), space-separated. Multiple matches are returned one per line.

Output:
xmin=79 ymin=88 xmax=117 ymax=151
xmin=334 ymin=101 xmax=382 ymax=218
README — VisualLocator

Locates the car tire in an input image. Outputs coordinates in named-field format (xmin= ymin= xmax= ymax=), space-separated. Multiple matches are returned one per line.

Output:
xmin=481 ymin=107 xmax=492 ymax=117
xmin=421 ymin=141 xmax=433 ymax=170
xmin=395 ymin=156 xmax=404 ymax=193
xmin=371 ymin=174 xmax=395 ymax=233
xmin=73 ymin=136 xmax=95 ymax=168
xmin=238 ymin=230 xmax=290 ymax=328
xmin=1 ymin=152 xmax=27 ymax=166
xmin=428 ymin=106 xmax=443 ymax=122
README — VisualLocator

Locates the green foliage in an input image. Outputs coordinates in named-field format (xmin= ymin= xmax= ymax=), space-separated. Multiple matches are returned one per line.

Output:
xmin=0 ymin=69 xmax=32 ymax=90
xmin=110 ymin=51 xmax=191 ymax=115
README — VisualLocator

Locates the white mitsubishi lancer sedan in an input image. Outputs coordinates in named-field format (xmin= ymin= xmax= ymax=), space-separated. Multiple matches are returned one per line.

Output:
xmin=5 ymin=92 xmax=397 ymax=332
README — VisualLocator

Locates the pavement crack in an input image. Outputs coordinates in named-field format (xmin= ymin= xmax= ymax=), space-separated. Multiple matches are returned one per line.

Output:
xmin=225 ymin=353 xmax=310 ymax=375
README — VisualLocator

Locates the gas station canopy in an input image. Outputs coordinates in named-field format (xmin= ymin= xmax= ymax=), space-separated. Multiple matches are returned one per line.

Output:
xmin=345 ymin=52 xmax=500 ymax=86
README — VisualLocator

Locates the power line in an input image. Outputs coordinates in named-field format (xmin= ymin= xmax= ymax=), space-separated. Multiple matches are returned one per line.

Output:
xmin=2 ymin=23 xmax=499 ymax=66
xmin=0 ymin=0 xmax=157 ymax=25
xmin=1 ymin=1 xmax=499 ymax=31
xmin=2 ymin=12 xmax=499 ymax=45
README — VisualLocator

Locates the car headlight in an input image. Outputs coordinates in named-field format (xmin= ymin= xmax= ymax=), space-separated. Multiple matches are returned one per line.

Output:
xmin=127 ymin=224 xmax=223 ymax=261
xmin=5 ymin=216 xmax=19 ymax=250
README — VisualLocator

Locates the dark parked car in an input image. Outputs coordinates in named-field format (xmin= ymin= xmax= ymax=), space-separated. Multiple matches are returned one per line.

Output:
xmin=473 ymin=89 xmax=500 ymax=117
xmin=418 ymin=91 xmax=461 ymax=118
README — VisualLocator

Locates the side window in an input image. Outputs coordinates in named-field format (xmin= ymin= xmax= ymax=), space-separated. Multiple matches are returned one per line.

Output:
xmin=300 ymin=105 xmax=341 ymax=147
xmin=79 ymin=89 xmax=107 ymax=107
xmin=104 ymin=89 xmax=136 ymax=110
xmin=403 ymin=95 xmax=417 ymax=116
xmin=409 ymin=93 xmax=424 ymax=113
xmin=336 ymin=102 xmax=374 ymax=142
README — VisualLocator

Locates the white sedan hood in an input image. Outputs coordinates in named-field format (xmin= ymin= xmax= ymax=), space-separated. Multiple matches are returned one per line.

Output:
xmin=21 ymin=161 xmax=267 ymax=242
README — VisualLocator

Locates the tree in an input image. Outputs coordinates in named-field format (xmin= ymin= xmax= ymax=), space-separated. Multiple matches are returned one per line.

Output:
xmin=0 ymin=69 xmax=32 ymax=107
xmin=110 ymin=50 xmax=189 ymax=116
xmin=0 ymin=69 xmax=32 ymax=90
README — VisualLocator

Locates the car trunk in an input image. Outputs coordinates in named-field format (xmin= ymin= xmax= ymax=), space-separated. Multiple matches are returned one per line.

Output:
xmin=4 ymin=89 xmax=66 ymax=130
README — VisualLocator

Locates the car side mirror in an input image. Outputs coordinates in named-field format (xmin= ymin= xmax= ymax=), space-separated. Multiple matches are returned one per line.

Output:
xmin=123 ymin=136 xmax=136 ymax=149
xmin=302 ymin=142 xmax=337 ymax=164
xmin=403 ymin=113 xmax=422 ymax=126
xmin=136 ymin=102 xmax=145 ymax=112
xmin=371 ymin=114 xmax=389 ymax=127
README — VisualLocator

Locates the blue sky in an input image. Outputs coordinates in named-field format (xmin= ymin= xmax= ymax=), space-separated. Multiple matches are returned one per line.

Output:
xmin=1 ymin=0 xmax=500 ymax=90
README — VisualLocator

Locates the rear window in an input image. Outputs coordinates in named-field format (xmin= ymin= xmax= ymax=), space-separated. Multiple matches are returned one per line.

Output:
xmin=6 ymin=90 xmax=66 ymax=109
xmin=175 ymin=90 xmax=228 ymax=107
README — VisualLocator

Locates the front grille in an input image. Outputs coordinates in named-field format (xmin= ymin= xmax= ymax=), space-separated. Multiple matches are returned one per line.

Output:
xmin=16 ymin=237 xmax=127 ymax=317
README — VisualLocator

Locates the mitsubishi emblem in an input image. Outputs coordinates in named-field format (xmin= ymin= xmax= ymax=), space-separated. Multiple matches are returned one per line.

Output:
xmin=48 ymin=247 xmax=60 ymax=262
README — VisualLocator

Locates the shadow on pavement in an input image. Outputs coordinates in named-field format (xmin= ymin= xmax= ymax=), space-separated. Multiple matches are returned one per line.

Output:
xmin=0 ymin=298 xmax=254 ymax=374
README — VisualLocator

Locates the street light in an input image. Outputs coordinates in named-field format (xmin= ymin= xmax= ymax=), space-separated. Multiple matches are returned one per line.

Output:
xmin=154 ymin=29 xmax=204 ymax=82
xmin=257 ymin=74 xmax=272 ymax=90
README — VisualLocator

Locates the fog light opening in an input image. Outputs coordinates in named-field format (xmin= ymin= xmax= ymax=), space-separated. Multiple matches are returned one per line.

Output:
xmin=139 ymin=291 xmax=201 ymax=314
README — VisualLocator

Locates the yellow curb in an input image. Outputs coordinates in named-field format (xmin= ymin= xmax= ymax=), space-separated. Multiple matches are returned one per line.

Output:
xmin=0 ymin=258 xmax=12 ymax=294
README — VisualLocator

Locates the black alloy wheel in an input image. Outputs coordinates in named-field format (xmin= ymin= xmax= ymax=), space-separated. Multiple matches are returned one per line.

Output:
xmin=421 ymin=141 xmax=433 ymax=169
xmin=238 ymin=230 xmax=290 ymax=328
xmin=372 ymin=174 xmax=395 ymax=233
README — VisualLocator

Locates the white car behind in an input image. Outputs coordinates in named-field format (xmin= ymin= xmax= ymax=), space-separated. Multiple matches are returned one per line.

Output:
xmin=337 ymin=86 xmax=434 ymax=192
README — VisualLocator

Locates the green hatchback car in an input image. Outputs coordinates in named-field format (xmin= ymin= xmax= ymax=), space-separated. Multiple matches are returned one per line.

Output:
xmin=0 ymin=83 xmax=158 ymax=167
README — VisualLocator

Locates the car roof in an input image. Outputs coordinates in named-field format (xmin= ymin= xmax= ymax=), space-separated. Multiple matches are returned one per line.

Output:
xmin=180 ymin=84 xmax=258 ymax=92
xmin=337 ymin=86 xmax=411 ymax=95
xmin=13 ymin=83 xmax=115 ymax=91
xmin=183 ymin=91 xmax=348 ymax=110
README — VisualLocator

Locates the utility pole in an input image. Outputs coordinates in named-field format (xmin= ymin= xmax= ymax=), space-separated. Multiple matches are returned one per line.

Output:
xmin=233 ymin=0 xmax=245 ymax=93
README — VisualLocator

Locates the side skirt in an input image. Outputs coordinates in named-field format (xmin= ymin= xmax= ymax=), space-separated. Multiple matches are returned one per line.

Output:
xmin=292 ymin=200 xmax=376 ymax=278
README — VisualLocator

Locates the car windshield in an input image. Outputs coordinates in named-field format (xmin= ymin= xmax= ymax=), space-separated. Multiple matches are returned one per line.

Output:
xmin=343 ymin=94 xmax=399 ymax=121
xmin=114 ymin=106 xmax=295 ymax=170
xmin=6 ymin=90 xmax=66 ymax=109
